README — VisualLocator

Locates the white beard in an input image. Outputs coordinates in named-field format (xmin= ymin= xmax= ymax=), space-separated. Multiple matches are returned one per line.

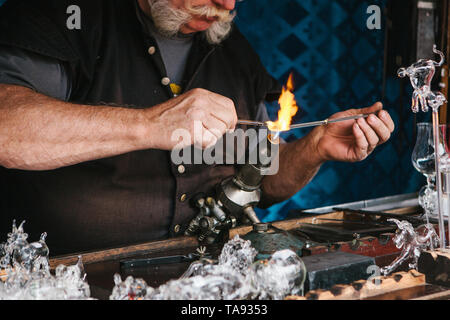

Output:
xmin=147 ymin=0 xmax=236 ymax=44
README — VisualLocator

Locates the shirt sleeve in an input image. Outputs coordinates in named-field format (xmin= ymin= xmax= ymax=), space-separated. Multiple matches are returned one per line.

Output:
xmin=0 ymin=45 xmax=71 ymax=101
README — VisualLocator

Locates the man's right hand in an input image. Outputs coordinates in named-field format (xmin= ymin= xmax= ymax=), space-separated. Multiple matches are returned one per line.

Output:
xmin=0 ymin=85 xmax=237 ymax=170
xmin=143 ymin=88 xmax=238 ymax=150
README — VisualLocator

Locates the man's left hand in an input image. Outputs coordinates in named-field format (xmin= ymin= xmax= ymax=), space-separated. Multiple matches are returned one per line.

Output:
xmin=313 ymin=102 xmax=395 ymax=163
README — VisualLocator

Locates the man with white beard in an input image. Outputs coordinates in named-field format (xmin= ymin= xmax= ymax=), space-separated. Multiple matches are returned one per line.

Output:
xmin=0 ymin=0 xmax=394 ymax=255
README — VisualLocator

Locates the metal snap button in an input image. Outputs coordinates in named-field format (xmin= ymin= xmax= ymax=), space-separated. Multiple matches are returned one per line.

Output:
xmin=161 ymin=77 xmax=170 ymax=86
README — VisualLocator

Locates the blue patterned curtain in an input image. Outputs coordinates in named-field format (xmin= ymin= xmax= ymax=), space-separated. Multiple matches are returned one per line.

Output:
xmin=234 ymin=0 xmax=423 ymax=221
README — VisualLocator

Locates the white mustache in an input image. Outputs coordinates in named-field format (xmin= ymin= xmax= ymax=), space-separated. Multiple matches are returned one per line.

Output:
xmin=185 ymin=4 xmax=236 ymax=22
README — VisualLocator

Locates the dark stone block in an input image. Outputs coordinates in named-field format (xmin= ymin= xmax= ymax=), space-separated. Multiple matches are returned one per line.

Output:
xmin=302 ymin=251 xmax=376 ymax=292
xmin=418 ymin=250 xmax=450 ymax=288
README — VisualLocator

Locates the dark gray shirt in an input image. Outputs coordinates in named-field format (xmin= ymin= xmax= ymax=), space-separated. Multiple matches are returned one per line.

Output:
xmin=0 ymin=45 xmax=72 ymax=101
xmin=135 ymin=2 xmax=194 ymax=86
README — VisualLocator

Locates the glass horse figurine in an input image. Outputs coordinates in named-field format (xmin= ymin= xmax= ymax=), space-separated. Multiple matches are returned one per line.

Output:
xmin=397 ymin=45 xmax=447 ymax=113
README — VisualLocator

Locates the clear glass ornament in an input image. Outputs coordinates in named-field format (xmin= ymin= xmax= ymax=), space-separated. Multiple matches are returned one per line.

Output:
xmin=0 ymin=221 xmax=92 ymax=300
xmin=380 ymin=219 xmax=439 ymax=276
xmin=110 ymin=235 xmax=307 ymax=300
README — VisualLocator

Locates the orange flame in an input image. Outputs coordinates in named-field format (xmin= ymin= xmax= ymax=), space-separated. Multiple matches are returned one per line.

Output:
xmin=266 ymin=73 xmax=299 ymax=132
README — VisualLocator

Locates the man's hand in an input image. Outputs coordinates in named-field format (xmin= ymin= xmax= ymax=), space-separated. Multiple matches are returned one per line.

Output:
xmin=0 ymin=85 xmax=236 ymax=170
xmin=314 ymin=102 xmax=395 ymax=163
xmin=145 ymin=88 xmax=238 ymax=150
xmin=261 ymin=102 xmax=395 ymax=206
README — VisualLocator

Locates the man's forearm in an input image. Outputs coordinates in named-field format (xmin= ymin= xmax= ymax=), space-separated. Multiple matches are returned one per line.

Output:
xmin=260 ymin=127 xmax=325 ymax=207
xmin=0 ymin=84 xmax=151 ymax=170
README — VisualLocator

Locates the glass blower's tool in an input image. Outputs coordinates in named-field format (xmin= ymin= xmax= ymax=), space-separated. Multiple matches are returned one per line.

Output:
xmin=120 ymin=248 xmax=211 ymax=269
xmin=237 ymin=113 xmax=371 ymax=130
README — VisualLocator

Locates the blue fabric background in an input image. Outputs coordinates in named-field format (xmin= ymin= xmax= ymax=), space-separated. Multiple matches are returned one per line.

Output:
xmin=0 ymin=0 xmax=425 ymax=221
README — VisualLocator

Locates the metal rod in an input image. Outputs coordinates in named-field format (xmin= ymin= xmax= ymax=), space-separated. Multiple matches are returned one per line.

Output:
xmin=290 ymin=114 xmax=371 ymax=129
xmin=289 ymin=120 xmax=327 ymax=129
xmin=298 ymin=222 xmax=394 ymax=236
xmin=237 ymin=114 xmax=371 ymax=130
xmin=333 ymin=207 xmax=441 ymax=225
xmin=312 ymin=217 xmax=389 ymax=226
xmin=236 ymin=120 xmax=266 ymax=127
xmin=432 ymin=109 xmax=447 ymax=249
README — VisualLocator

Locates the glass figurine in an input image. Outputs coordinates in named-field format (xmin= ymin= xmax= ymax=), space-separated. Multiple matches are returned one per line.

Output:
xmin=380 ymin=219 xmax=439 ymax=276
xmin=0 ymin=220 xmax=49 ymax=273
xmin=0 ymin=221 xmax=92 ymax=300
xmin=249 ymin=249 xmax=306 ymax=300
xmin=110 ymin=274 xmax=151 ymax=300
xmin=397 ymin=45 xmax=446 ymax=113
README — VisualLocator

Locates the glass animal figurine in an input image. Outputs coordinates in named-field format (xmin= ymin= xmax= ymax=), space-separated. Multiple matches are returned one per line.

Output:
xmin=380 ymin=219 xmax=439 ymax=276
xmin=110 ymin=274 xmax=151 ymax=300
xmin=0 ymin=220 xmax=49 ymax=273
xmin=397 ymin=45 xmax=447 ymax=113
xmin=0 ymin=221 xmax=92 ymax=300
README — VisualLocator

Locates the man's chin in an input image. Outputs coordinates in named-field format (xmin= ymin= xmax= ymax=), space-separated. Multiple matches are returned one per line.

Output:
xmin=181 ymin=20 xmax=214 ymax=34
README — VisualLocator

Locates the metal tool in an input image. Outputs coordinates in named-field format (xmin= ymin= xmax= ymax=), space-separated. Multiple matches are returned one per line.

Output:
xmin=236 ymin=119 xmax=267 ymax=127
xmin=298 ymin=222 xmax=395 ymax=236
xmin=120 ymin=247 xmax=211 ymax=269
xmin=311 ymin=217 xmax=389 ymax=227
xmin=333 ymin=207 xmax=442 ymax=225
xmin=120 ymin=254 xmax=200 ymax=269
xmin=237 ymin=113 xmax=371 ymax=130
xmin=185 ymin=130 xmax=278 ymax=243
